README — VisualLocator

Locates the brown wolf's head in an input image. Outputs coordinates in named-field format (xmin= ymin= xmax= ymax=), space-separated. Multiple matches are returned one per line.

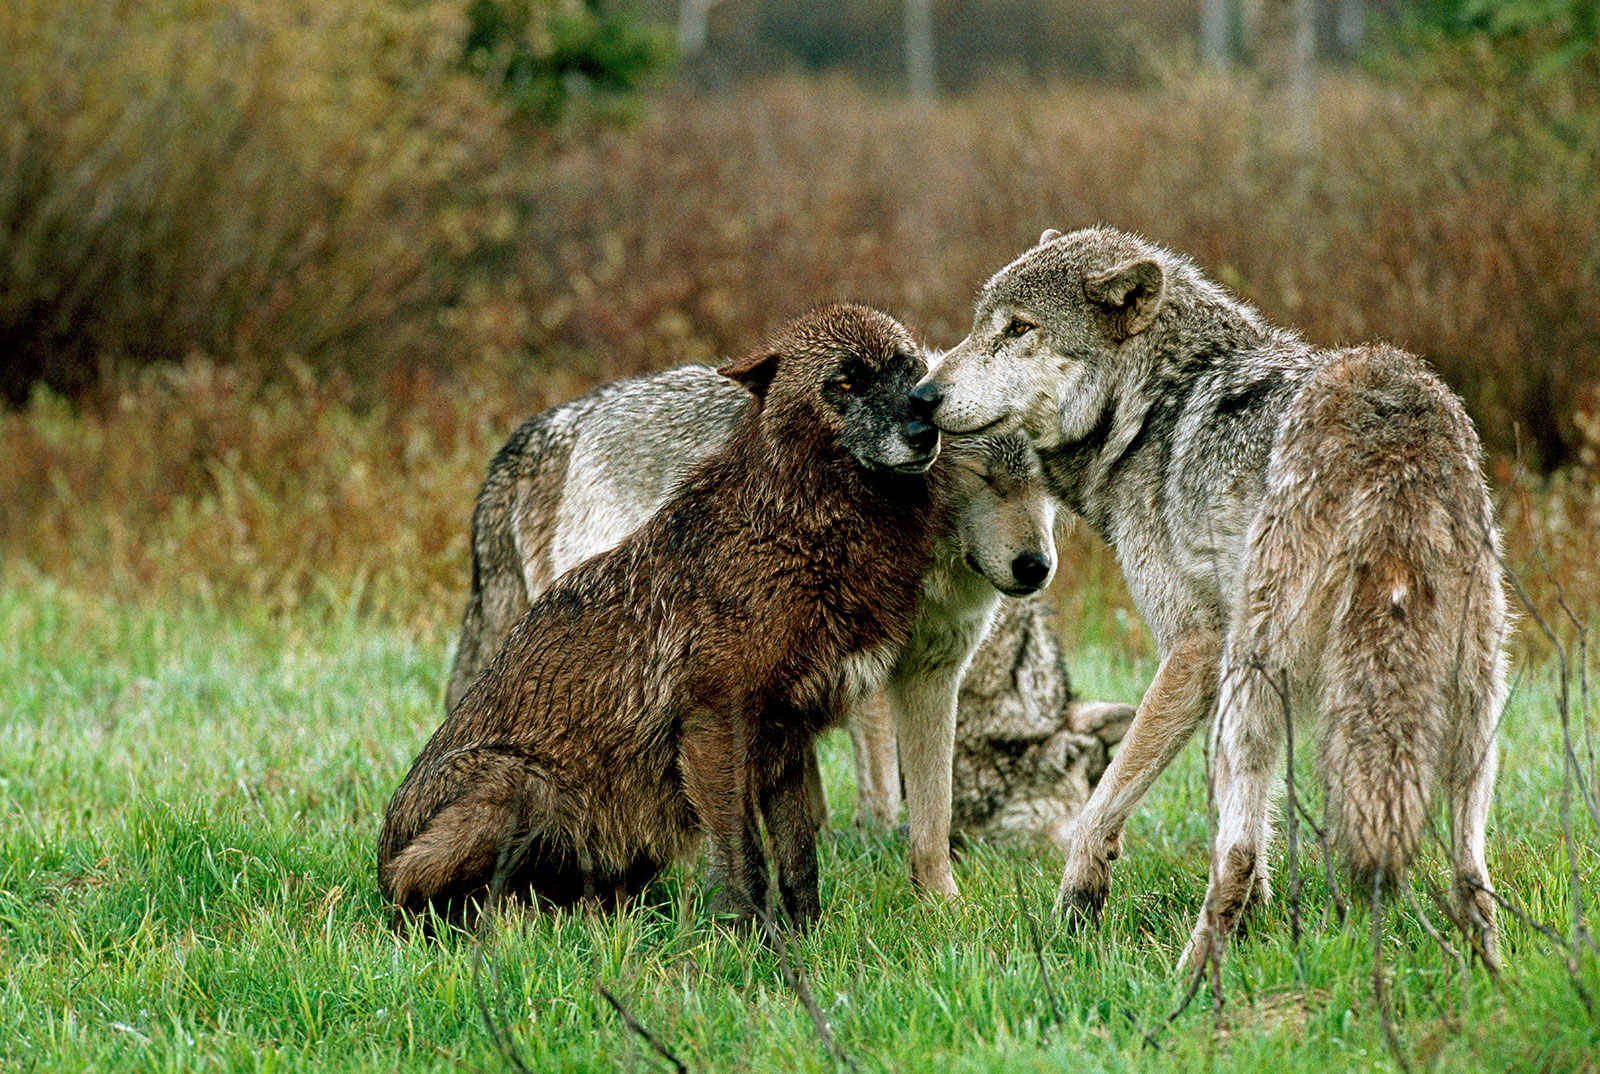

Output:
xmin=719 ymin=303 xmax=940 ymax=476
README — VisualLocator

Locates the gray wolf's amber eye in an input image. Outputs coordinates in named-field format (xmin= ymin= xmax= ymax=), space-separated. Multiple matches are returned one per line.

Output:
xmin=1004 ymin=318 xmax=1035 ymax=338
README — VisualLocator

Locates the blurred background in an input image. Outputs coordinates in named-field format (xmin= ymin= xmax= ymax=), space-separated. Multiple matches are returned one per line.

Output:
xmin=2 ymin=0 xmax=1596 ymax=648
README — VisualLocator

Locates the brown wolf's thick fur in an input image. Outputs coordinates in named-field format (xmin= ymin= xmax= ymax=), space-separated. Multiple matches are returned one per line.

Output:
xmin=377 ymin=305 xmax=944 ymax=925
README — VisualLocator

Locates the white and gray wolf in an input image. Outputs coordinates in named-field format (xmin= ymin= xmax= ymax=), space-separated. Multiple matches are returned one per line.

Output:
xmin=379 ymin=304 xmax=945 ymax=927
xmin=445 ymin=368 xmax=1134 ymax=898
xmin=917 ymin=226 xmax=1509 ymax=967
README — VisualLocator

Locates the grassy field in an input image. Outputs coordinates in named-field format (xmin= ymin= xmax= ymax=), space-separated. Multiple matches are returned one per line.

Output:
xmin=3 ymin=576 xmax=1596 ymax=1073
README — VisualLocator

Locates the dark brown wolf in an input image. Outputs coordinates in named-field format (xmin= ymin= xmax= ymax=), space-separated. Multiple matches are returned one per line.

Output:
xmin=377 ymin=304 xmax=945 ymax=927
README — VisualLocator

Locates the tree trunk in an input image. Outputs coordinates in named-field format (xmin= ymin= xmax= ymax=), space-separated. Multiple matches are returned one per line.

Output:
xmin=678 ymin=0 xmax=715 ymax=56
xmin=1200 ymin=0 xmax=1233 ymax=69
xmin=904 ymin=0 xmax=936 ymax=99
xmin=1335 ymin=0 xmax=1366 ymax=58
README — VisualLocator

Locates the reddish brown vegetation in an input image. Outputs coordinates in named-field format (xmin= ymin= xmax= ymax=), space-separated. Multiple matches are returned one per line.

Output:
xmin=2 ymin=72 xmax=1596 ymax=657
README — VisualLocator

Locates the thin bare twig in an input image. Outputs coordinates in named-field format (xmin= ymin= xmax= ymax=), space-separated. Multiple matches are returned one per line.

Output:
xmin=1406 ymin=884 xmax=1468 ymax=1024
xmin=1291 ymin=796 xmax=1347 ymax=929
xmin=1014 ymin=875 xmax=1063 ymax=1036
xmin=751 ymin=894 xmax=858 ymax=1072
xmin=1462 ymin=875 xmax=1596 ymax=1017
xmin=1141 ymin=960 xmax=1209 ymax=1052
xmin=1370 ymin=872 xmax=1415 ymax=1074
xmin=598 ymin=986 xmax=689 ymax=1074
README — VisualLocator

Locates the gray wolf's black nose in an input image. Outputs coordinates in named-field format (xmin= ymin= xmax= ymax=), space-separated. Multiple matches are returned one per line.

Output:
xmin=908 ymin=381 xmax=944 ymax=416
xmin=905 ymin=419 xmax=939 ymax=454
xmin=1011 ymin=551 xmax=1050 ymax=590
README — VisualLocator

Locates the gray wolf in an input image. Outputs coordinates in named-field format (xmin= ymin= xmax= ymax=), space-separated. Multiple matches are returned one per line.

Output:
xmin=951 ymin=595 xmax=1134 ymax=849
xmin=378 ymin=304 xmax=945 ymax=927
xmin=445 ymin=365 xmax=1134 ymax=897
xmin=919 ymin=226 xmax=1509 ymax=967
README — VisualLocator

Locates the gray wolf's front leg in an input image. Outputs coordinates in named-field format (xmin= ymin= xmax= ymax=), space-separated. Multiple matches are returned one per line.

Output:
xmin=1055 ymin=631 xmax=1222 ymax=924
xmin=847 ymin=691 xmax=901 ymax=828
xmin=1178 ymin=648 xmax=1283 ymax=971
xmin=889 ymin=667 xmax=963 ymax=898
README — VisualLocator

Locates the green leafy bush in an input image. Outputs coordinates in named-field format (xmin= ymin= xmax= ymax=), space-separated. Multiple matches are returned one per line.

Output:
xmin=461 ymin=0 xmax=675 ymax=122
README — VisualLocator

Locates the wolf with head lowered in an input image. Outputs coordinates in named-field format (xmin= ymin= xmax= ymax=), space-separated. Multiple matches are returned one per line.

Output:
xmin=445 ymin=365 xmax=1137 ymax=899
xmin=378 ymin=305 xmax=945 ymax=927
xmin=919 ymin=226 xmax=1509 ymax=968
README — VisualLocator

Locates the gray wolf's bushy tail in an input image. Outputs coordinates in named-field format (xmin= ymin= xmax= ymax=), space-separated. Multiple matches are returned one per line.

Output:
xmin=1319 ymin=540 xmax=1450 ymax=887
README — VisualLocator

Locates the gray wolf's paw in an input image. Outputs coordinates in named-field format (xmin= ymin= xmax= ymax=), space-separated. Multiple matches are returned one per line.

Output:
xmin=1052 ymin=880 xmax=1108 ymax=930
xmin=1177 ymin=919 xmax=1219 ymax=975
xmin=1065 ymin=700 xmax=1138 ymax=746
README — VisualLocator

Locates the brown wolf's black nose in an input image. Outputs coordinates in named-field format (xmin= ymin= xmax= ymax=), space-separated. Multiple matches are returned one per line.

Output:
xmin=908 ymin=381 xmax=944 ymax=416
xmin=905 ymin=419 xmax=939 ymax=454
xmin=1011 ymin=551 xmax=1050 ymax=590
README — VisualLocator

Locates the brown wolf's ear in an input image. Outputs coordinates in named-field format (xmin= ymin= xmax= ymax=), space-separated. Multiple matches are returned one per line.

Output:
xmin=1084 ymin=258 xmax=1165 ymax=342
xmin=1038 ymin=228 xmax=1063 ymax=246
xmin=718 ymin=348 xmax=780 ymax=402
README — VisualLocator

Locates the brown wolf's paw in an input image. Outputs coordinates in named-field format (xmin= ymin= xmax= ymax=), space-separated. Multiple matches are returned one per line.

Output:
xmin=779 ymin=887 xmax=822 ymax=931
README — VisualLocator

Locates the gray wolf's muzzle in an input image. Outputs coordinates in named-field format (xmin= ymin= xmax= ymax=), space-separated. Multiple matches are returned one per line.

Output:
xmin=1010 ymin=551 xmax=1051 ymax=593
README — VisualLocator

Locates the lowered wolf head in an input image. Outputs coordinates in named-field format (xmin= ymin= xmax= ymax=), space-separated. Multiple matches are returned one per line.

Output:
xmin=720 ymin=303 xmax=941 ymax=475
xmin=915 ymin=227 xmax=1178 ymax=450
xmin=942 ymin=433 xmax=1057 ymax=597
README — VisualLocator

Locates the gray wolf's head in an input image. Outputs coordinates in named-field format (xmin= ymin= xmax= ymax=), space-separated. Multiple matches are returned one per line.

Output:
xmin=719 ymin=304 xmax=940 ymax=475
xmin=942 ymin=433 xmax=1057 ymax=596
xmin=915 ymin=227 xmax=1176 ymax=450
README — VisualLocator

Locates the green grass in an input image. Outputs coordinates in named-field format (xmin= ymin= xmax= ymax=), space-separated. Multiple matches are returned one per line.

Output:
xmin=2 ymin=579 xmax=1596 ymax=1073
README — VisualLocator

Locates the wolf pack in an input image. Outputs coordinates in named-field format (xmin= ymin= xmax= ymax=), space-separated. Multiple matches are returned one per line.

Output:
xmin=379 ymin=226 xmax=1510 ymax=973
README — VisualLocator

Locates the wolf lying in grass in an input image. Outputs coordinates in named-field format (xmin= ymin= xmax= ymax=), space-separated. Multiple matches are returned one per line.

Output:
xmin=445 ymin=363 xmax=1134 ymax=896
xmin=378 ymin=305 xmax=945 ymax=926
xmin=920 ymin=226 xmax=1509 ymax=968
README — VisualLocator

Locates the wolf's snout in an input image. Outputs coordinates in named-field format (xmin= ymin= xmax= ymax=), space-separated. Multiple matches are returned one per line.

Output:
xmin=904 ymin=419 xmax=939 ymax=455
xmin=1011 ymin=551 xmax=1051 ymax=591
xmin=908 ymin=380 xmax=944 ymax=417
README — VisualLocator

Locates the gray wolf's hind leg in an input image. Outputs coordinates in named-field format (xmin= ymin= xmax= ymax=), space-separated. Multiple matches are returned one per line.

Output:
xmin=1447 ymin=662 xmax=1504 ymax=970
xmin=848 ymin=691 xmax=901 ymax=828
xmin=803 ymin=744 xmax=830 ymax=833
xmin=1179 ymin=654 xmax=1283 ymax=971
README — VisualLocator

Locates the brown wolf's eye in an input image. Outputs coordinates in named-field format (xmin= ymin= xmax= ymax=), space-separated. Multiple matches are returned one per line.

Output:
xmin=834 ymin=379 xmax=853 ymax=393
xmin=1004 ymin=318 xmax=1035 ymax=338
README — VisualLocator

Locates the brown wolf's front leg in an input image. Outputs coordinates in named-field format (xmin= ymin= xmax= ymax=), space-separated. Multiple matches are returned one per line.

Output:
xmin=681 ymin=705 xmax=769 ymax=924
xmin=1054 ymin=631 xmax=1222 ymax=925
xmin=762 ymin=747 xmax=821 ymax=928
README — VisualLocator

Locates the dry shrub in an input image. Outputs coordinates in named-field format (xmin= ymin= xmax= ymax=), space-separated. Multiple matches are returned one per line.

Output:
xmin=0 ymin=356 xmax=542 ymax=626
xmin=0 ymin=0 xmax=512 ymax=404
xmin=3 ymin=66 xmax=1597 ymax=638
xmin=515 ymin=73 xmax=1600 ymax=470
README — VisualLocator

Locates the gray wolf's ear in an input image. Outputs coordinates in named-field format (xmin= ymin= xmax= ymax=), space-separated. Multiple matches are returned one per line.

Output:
xmin=717 ymin=348 xmax=780 ymax=402
xmin=1038 ymin=228 xmax=1063 ymax=246
xmin=1084 ymin=258 xmax=1164 ymax=342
